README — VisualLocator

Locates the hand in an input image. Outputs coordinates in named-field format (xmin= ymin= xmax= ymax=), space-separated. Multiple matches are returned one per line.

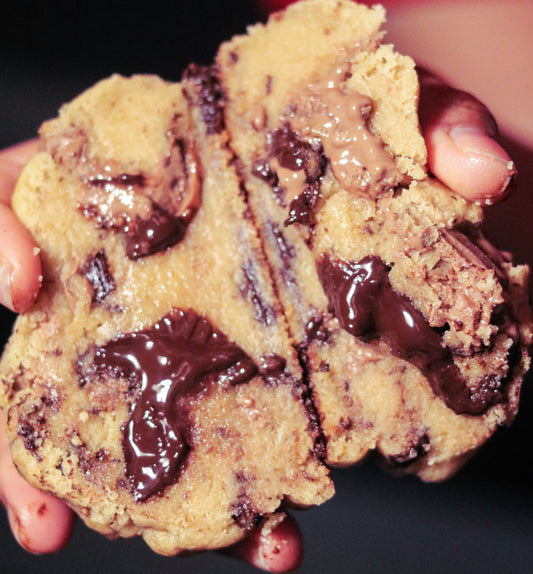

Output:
xmin=0 ymin=141 xmax=76 ymax=553
xmin=0 ymin=69 xmax=516 ymax=574
xmin=0 ymin=140 xmax=42 ymax=313
xmin=418 ymin=69 xmax=515 ymax=205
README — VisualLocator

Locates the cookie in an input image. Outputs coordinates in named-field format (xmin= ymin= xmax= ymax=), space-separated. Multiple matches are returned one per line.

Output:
xmin=0 ymin=74 xmax=332 ymax=554
xmin=0 ymin=0 xmax=531 ymax=557
xmin=215 ymin=0 xmax=532 ymax=479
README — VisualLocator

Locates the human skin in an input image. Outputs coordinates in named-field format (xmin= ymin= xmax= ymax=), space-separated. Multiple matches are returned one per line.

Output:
xmin=0 ymin=4 xmax=520 ymax=570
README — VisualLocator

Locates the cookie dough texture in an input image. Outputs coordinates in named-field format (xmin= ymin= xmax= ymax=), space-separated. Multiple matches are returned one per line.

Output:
xmin=0 ymin=0 xmax=531 ymax=556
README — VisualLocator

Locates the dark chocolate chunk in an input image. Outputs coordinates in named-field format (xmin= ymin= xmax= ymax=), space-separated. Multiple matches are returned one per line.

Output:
xmin=285 ymin=180 xmax=322 ymax=227
xmin=231 ymin=494 xmax=263 ymax=529
xmin=184 ymin=64 xmax=226 ymax=135
xmin=251 ymin=158 xmax=285 ymax=207
xmin=84 ymin=173 xmax=195 ymax=260
xmin=388 ymin=433 xmax=430 ymax=467
xmin=124 ymin=202 xmax=190 ymax=260
xmin=85 ymin=309 xmax=258 ymax=502
xmin=265 ymin=222 xmax=298 ymax=290
xmin=317 ymin=255 xmax=503 ymax=415
xmin=80 ymin=250 xmax=116 ymax=304
xmin=240 ymin=261 xmax=277 ymax=326
xmin=442 ymin=226 xmax=509 ymax=286
xmin=87 ymin=173 xmax=147 ymax=189
xmin=270 ymin=124 xmax=326 ymax=183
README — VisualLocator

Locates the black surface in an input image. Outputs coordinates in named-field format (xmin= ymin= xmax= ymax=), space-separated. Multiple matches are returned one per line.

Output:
xmin=2 ymin=1 xmax=533 ymax=573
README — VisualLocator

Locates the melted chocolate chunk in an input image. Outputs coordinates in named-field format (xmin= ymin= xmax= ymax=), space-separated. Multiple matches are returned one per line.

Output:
xmin=270 ymin=124 xmax=326 ymax=183
xmin=303 ymin=315 xmax=329 ymax=345
xmin=81 ymin=251 xmax=116 ymax=304
xmin=184 ymin=64 xmax=226 ymax=135
xmin=285 ymin=180 xmax=322 ymax=227
xmin=317 ymin=255 xmax=502 ymax=415
xmin=84 ymin=174 xmax=194 ymax=260
xmin=252 ymin=125 xmax=326 ymax=208
xmin=86 ymin=309 xmax=258 ymax=502
xmin=240 ymin=261 xmax=277 ymax=326
xmin=259 ymin=353 xmax=287 ymax=382
xmin=124 ymin=202 xmax=190 ymax=260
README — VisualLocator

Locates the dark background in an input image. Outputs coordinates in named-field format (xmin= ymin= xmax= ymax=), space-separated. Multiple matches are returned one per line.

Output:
xmin=2 ymin=1 xmax=533 ymax=573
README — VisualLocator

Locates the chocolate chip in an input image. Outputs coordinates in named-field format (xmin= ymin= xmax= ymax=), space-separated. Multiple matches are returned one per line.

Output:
xmin=184 ymin=63 xmax=226 ymax=135
xmin=259 ymin=353 xmax=287 ymax=378
xmin=251 ymin=158 xmax=285 ymax=207
xmin=265 ymin=222 xmax=297 ymax=289
xmin=285 ymin=181 xmax=322 ymax=227
xmin=18 ymin=421 xmax=42 ymax=453
xmin=88 ymin=173 xmax=146 ymax=189
xmin=303 ymin=315 xmax=329 ymax=345
xmin=265 ymin=75 xmax=273 ymax=95
xmin=270 ymin=124 xmax=326 ymax=183
xmin=240 ymin=261 xmax=277 ymax=326
xmin=80 ymin=251 xmax=116 ymax=305
xmin=388 ymin=434 xmax=431 ymax=467
xmin=231 ymin=494 xmax=263 ymax=530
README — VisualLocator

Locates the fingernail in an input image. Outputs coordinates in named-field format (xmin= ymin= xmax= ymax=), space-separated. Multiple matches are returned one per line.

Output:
xmin=0 ymin=262 xmax=14 ymax=312
xmin=448 ymin=124 xmax=511 ymax=166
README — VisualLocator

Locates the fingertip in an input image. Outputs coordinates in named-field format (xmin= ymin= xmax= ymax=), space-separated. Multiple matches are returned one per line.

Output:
xmin=0 ymin=410 xmax=74 ymax=554
xmin=224 ymin=513 xmax=303 ymax=573
xmin=418 ymin=73 xmax=515 ymax=204
xmin=0 ymin=204 xmax=42 ymax=313
xmin=0 ymin=140 xmax=40 ymax=204
xmin=8 ymin=491 xmax=75 ymax=554
xmin=428 ymin=124 xmax=516 ymax=204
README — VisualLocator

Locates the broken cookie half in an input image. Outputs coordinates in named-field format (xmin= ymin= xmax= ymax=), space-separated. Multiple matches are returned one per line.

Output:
xmin=0 ymin=0 xmax=531 ymax=556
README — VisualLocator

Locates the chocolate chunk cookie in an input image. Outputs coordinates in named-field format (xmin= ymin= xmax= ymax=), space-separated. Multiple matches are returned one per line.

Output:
xmin=216 ymin=0 xmax=532 ymax=479
xmin=0 ymin=74 xmax=332 ymax=554
xmin=0 ymin=0 xmax=531 ymax=557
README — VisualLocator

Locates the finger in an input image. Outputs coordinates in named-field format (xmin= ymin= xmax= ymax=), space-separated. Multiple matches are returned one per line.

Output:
xmin=224 ymin=513 xmax=303 ymax=573
xmin=0 ymin=410 xmax=75 ymax=553
xmin=0 ymin=140 xmax=42 ymax=312
xmin=0 ymin=140 xmax=39 ymax=204
xmin=418 ymin=70 xmax=515 ymax=205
